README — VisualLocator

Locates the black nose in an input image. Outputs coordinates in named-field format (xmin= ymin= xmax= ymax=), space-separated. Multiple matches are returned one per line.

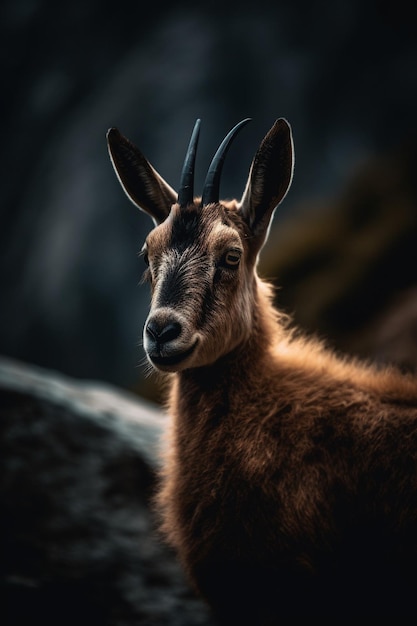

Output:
xmin=146 ymin=319 xmax=181 ymax=344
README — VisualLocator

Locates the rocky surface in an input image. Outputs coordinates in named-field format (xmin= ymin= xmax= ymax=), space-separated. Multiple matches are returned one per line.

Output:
xmin=0 ymin=356 xmax=214 ymax=626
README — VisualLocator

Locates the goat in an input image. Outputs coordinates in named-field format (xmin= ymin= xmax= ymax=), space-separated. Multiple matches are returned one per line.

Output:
xmin=107 ymin=118 xmax=417 ymax=621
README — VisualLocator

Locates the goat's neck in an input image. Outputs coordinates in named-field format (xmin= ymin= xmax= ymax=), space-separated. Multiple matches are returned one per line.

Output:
xmin=169 ymin=277 xmax=279 ymax=421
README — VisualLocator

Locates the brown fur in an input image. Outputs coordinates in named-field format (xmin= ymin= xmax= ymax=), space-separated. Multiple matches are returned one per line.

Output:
xmin=107 ymin=120 xmax=417 ymax=620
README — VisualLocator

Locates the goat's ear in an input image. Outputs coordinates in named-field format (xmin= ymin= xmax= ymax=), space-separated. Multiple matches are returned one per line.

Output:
xmin=238 ymin=118 xmax=294 ymax=250
xmin=107 ymin=128 xmax=177 ymax=225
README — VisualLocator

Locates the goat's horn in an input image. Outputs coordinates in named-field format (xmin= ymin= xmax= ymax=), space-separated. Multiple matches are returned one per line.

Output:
xmin=177 ymin=119 xmax=201 ymax=208
xmin=201 ymin=118 xmax=251 ymax=206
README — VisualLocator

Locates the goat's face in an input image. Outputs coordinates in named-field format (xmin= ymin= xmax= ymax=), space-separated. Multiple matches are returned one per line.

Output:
xmin=141 ymin=202 xmax=255 ymax=371
xmin=107 ymin=118 xmax=294 ymax=372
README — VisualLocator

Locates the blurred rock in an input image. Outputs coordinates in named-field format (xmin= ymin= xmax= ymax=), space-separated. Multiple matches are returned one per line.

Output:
xmin=0 ymin=357 xmax=214 ymax=626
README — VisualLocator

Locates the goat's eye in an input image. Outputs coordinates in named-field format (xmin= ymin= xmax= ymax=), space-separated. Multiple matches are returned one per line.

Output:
xmin=223 ymin=249 xmax=242 ymax=268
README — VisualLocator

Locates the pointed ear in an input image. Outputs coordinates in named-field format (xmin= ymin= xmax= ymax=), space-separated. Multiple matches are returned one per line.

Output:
xmin=238 ymin=118 xmax=294 ymax=251
xmin=106 ymin=128 xmax=178 ymax=225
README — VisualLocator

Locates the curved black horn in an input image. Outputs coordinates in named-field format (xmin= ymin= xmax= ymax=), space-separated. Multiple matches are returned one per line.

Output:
xmin=177 ymin=119 xmax=201 ymax=208
xmin=201 ymin=118 xmax=251 ymax=206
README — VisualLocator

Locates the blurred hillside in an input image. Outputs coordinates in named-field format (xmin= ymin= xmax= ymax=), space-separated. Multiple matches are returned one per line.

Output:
xmin=1 ymin=0 xmax=417 ymax=398
xmin=261 ymin=135 xmax=417 ymax=369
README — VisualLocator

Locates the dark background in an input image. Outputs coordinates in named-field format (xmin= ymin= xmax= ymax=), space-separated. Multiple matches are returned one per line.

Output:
xmin=2 ymin=0 xmax=417 ymax=399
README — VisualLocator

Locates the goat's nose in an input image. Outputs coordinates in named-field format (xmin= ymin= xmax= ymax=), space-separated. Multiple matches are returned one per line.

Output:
xmin=146 ymin=319 xmax=181 ymax=344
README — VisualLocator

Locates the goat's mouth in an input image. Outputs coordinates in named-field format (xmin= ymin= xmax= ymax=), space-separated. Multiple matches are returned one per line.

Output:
xmin=148 ymin=339 xmax=198 ymax=370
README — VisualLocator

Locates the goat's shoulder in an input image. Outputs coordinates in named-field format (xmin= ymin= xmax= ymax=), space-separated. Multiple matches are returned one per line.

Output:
xmin=270 ymin=328 xmax=417 ymax=405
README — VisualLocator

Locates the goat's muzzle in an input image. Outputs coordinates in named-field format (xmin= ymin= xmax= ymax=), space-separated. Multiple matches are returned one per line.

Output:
xmin=144 ymin=311 xmax=198 ymax=370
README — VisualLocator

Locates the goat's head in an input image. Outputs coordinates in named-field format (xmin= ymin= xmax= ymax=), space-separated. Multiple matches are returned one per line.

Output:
xmin=107 ymin=118 xmax=294 ymax=372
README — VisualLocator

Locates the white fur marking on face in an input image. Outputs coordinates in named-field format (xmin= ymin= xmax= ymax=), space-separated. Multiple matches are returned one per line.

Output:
xmin=208 ymin=222 xmax=242 ymax=255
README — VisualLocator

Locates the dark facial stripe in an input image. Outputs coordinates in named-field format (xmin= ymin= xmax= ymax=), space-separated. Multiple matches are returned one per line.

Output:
xmin=155 ymin=204 xmax=224 ymax=312
xmin=156 ymin=261 xmax=187 ymax=308
xmin=169 ymin=206 xmax=203 ymax=254
xmin=156 ymin=248 xmax=215 ymax=317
